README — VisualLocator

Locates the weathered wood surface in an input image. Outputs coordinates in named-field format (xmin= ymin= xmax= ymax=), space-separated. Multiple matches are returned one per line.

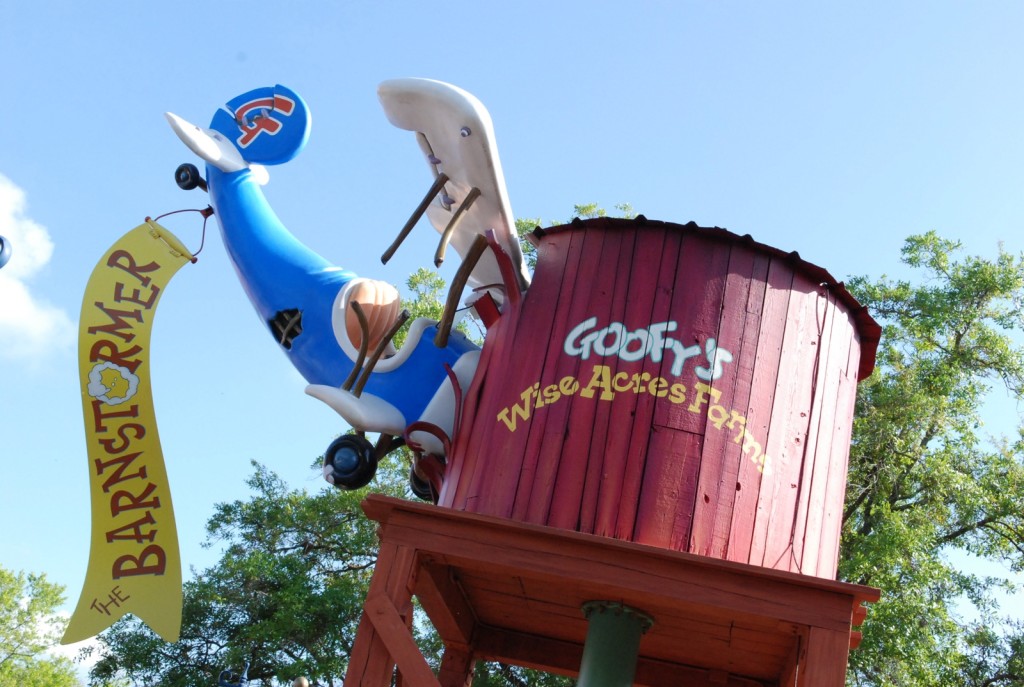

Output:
xmin=439 ymin=218 xmax=879 ymax=580
xmin=346 ymin=495 xmax=877 ymax=686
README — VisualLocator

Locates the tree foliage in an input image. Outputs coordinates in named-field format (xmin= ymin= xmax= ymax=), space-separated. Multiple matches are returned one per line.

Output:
xmin=842 ymin=231 xmax=1024 ymax=685
xmin=88 ymin=460 xmax=569 ymax=687
xmin=515 ymin=202 xmax=635 ymax=270
xmin=0 ymin=565 xmax=79 ymax=687
xmin=88 ymin=462 xmax=397 ymax=687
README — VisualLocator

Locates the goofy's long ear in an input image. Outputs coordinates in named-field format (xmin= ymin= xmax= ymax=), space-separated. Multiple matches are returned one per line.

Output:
xmin=209 ymin=84 xmax=311 ymax=166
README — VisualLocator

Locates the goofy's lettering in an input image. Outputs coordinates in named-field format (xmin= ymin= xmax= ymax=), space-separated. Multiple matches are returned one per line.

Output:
xmin=564 ymin=317 xmax=733 ymax=380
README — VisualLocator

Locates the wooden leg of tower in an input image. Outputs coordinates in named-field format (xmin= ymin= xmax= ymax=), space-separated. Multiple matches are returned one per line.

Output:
xmin=344 ymin=542 xmax=420 ymax=687
xmin=807 ymin=627 xmax=852 ymax=686
xmin=783 ymin=627 xmax=849 ymax=687
xmin=437 ymin=645 xmax=475 ymax=687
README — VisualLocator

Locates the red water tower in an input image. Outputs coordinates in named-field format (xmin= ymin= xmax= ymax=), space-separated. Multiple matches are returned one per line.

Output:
xmin=345 ymin=217 xmax=881 ymax=687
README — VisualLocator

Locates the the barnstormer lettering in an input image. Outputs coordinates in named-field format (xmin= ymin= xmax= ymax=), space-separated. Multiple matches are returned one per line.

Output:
xmin=88 ymin=246 xmax=167 ymax=573
xmin=496 ymin=364 xmax=770 ymax=473
xmin=64 ymin=221 xmax=189 ymax=645
xmin=87 ymin=247 xmax=169 ymax=578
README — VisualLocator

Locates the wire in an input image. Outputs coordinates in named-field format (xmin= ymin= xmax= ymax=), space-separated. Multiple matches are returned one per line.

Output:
xmin=151 ymin=206 xmax=214 ymax=258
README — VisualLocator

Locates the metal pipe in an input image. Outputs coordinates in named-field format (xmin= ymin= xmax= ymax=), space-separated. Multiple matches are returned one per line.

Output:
xmin=434 ymin=187 xmax=481 ymax=267
xmin=577 ymin=602 xmax=653 ymax=687
xmin=434 ymin=233 xmax=489 ymax=348
xmin=381 ymin=173 xmax=449 ymax=265
xmin=341 ymin=301 xmax=370 ymax=391
xmin=353 ymin=309 xmax=411 ymax=396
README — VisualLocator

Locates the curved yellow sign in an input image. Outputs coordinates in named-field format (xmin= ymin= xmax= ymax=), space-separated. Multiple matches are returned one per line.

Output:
xmin=63 ymin=220 xmax=192 ymax=644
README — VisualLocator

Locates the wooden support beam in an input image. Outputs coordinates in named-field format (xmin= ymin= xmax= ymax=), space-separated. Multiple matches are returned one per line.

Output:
xmin=799 ymin=627 xmax=850 ymax=687
xmin=437 ymin=645 xmax=475 ymax=687
xmin=365 ymin=594 xmax=442 ymax=687
xmin=474 ymin=626 xmax=770 ymax=687
xmin=365 ymin=497 xmax=872 ymax=633
xmin=414 ymin=560 xmax=477 ymax=646
xmin=777 ymin=629 xmax=804 ymax=687
xmin=344 ymin=543 xmax=418 ymax=687
xmin=347 ymin=497 xmax=876 ymax=687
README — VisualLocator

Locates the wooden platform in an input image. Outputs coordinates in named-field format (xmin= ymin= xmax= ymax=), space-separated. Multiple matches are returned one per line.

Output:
xmin=343 ymin=495 xmax=878 ymax=687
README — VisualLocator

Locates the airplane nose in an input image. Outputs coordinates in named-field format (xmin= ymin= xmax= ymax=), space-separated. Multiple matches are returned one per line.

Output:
xmin=165 ymin=112 xmax=203 ymax=147
xmin=165 ymin=112 xmax=248 ymax=173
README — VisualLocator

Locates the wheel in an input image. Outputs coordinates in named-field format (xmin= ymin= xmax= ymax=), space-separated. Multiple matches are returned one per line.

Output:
xmin=409 ymin=467 xmax=433 ymax=501
xmin=322 ymin=434 xmax=376 ymax=490
xmin=0 ymin=235 xmax=10 ymax=269
xmin=175 ymin=163 xmax=204 ymax=191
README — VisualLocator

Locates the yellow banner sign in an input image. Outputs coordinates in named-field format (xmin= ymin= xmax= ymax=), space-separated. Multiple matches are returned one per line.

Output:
xmin=63 ymin=220 xmax=193 ymax=644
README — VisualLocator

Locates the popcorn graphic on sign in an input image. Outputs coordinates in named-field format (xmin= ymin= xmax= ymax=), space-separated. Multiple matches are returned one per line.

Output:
xmin=87 ymin=361 xmax=139 ymax=405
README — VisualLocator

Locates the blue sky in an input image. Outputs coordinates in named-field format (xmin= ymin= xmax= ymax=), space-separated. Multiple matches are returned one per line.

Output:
xmin=2 ymin=0 xmax=1023 ymax=664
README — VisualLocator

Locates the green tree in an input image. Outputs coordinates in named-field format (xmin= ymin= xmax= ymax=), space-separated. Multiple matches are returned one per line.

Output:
xmin=399 ymin=268 xmax=448 ymax=340
xmin=0 ymin=565 xmax=79 ymax=687
xmin=87 ymin=460 xmax=570 ymax=687
xmin=89 ymin=462 xmax=398 ymax=687
xmin=515 ymin=202 xmax=635 ymax=270
xmin=842 ymin=232 xmax=1024 ymax=685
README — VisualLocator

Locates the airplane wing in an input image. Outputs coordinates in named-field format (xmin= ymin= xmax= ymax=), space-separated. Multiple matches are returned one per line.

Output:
xmin=378 ymin=78 xmax=531 ymax=299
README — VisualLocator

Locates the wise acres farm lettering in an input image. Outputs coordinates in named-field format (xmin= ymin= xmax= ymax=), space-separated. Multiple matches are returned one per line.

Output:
xmin=496 ymin=317 xmax=771 ymax=474
xmin=85 ymin=249 xmax=168 ymax=580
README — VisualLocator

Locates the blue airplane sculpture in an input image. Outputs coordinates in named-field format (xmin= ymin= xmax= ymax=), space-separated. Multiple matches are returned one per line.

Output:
xmin=166 ymin=84 xmax=484 ymax=492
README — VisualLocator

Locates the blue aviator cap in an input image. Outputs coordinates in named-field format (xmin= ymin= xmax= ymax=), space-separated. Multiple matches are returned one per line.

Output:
xmin=209 ymin=84 xmax=311 ymax=166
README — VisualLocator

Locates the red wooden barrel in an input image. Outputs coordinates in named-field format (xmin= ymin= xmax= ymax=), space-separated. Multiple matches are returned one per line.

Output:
xmin=439 ymin=217 xmax=879 ymax=579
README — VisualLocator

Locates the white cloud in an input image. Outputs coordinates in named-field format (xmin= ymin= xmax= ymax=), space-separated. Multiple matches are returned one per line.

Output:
xmin=0 ymin=174 xmax=74 ymax=361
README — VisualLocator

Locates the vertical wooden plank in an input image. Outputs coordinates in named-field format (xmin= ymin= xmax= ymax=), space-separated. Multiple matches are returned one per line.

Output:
xmin=816 ymin=326 xmax=861 ymax=576
xmin=798 ymin=627 xmax=851 ymax=687
xmin=441 ymin=305 xmax=519 ymax=510
xmin=751 ymin=273 xmax=821 ymax=571
xmin=632 ymin=426 xmax=703 ymax=549
xmin=705 ymin=251 xmax=770 ymax=560
xmin=508 ymin=228 xmax=584 ymax=520
xmin=624 ymin=231 xmax=731 ymax=546
xmin=576 ymin=224 xmax=658 ymax=535
xmin=476 ymin=230 xmax=585 ymax=520
xmin=463 ymin=306 xmax=535 ymax=517
xmin=559 ymin=224 xmax=637 ymax=532
xmin=446 ymin=225 xmax=579 ymax=518
xmin=783 ymin=287 xmax=838 ymax=574
xmin=609 ymin=226 xmax=681 ymax=541
xmin=793 ymin=294 xmax=849 ymax=576
xmin=525 ymin=226 xmax=616 ymax=527
xmin=666 ymin=236 xmax=734 ymax=551
xmin=726 ymin=259 xmax=794 ymax=564
xmin=649 ymin=233 xmax=729 ymax=433
xmin=513 ymin=225 xmax=594 ymax=525
xmin=687 ymin=244 xmax=763 ymax=558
